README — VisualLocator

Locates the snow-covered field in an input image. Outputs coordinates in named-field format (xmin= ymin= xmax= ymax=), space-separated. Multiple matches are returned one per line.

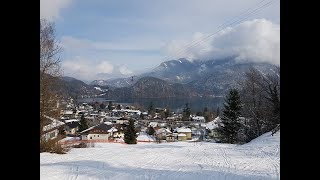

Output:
xmin=40 ymin=131 xmax=279 ymax=180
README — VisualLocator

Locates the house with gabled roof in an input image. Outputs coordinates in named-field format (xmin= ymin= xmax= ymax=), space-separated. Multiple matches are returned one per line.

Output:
xmin=80 ymin=123 xmax=112 ymax=141
xmin=42 ymin=115 xmax=65 ymax=141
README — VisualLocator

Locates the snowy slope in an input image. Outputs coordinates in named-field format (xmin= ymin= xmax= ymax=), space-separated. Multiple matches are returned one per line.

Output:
xmin=40 ymin=131 xmax=279 ymax=180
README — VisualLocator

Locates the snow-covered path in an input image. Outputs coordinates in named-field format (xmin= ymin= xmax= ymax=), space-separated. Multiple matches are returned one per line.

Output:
xmin=40 ymin=131 xmax=279 ymax=180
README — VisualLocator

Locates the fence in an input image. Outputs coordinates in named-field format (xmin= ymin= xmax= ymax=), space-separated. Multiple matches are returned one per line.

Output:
xmin=58 ymin=138 xmax=154 ymax=147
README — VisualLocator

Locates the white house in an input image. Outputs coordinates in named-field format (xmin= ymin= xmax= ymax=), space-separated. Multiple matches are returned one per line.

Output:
xmin=42 ymin=116 xmax=65 ymax=141
xmin=80 ymin=124 xmax=112 ymax=141
xmin=149 ymin=122 xmax=159 ymax=128
xmin=192 ymin=116 xmax=206 ymax=123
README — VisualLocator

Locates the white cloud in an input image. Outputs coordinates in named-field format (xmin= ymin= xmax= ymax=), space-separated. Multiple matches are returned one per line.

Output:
xmin=40 ymin=0 xmax=73 ymax=21
xmin=165 ymin=19 xmax=280 ymax=65
xmin=119 ymin=66 xmax=133 ymax=75
xmin=97 ymin=61 xmax=114 ymax=74
xmin=62 ymin=57 xmax=114 ymax=81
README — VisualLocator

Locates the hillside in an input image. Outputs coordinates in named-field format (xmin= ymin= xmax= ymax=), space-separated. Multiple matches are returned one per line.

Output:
xmin=40 ymin=131 xmax=280 ymax=180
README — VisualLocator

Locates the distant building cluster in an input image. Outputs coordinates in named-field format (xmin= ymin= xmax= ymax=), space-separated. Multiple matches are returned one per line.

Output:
xmin=41 ymin=97 xmax=225 ymax=144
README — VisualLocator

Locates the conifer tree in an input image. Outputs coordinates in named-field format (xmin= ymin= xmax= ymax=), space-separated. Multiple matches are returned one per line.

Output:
xmin=124 ymin=119 xmax=137 ymax=144
xmin=217 ymin=89 xmax=242 ymax=144
xmin=78 ymin=114 xmax=88 ymax=132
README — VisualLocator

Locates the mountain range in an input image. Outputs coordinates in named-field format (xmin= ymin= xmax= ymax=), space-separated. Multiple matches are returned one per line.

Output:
xmin=61 ymin=57 xmax=278 ymax=99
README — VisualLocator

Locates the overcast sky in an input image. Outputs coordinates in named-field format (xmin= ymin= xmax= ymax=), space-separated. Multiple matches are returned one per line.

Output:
xmin=41 ymin=0 xmax=280 ymax=82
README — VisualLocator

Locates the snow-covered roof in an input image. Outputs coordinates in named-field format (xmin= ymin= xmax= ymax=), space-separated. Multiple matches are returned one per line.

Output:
xmin=192 ymin=116 xmax=205 ymax=120
xmin=80 ymin=125 xmax=97 ymax=134
xmin=206 ymin=121 xmax=218 ymax=130
xmin=64 ymin=110 xmax=73 ymax=115
xmin=64 ymin=119 xmax=80 ymax=123
xmin=178 ymin=133 xmax=187 ymax=136
xmin=107 ymin=127 xmax=118 ymax=133
xmin=176 ymin=127 xmax=191 ymax=133
xmin=137 ymin=132 xmax=155 ymax=142
xmin=43 ymin=115 xmax=65 ymax=132
xmin=149 ymin=122 xmax=158 ymax=127
xmin=104 ymin=121 xmax=112 ymax=125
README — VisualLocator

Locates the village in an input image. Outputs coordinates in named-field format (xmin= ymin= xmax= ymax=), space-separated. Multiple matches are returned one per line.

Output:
xmin=42 ymin=97 xmax=223 ymax=147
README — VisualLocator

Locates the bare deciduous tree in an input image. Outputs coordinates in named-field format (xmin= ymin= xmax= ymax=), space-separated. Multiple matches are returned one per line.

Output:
xmin=239 ymin=66 xmax=280 ymax=142
xmin=40 ymin=19 xmax=63 ymax=140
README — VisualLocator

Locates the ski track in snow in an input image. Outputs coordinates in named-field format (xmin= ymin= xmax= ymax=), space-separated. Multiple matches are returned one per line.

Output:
xmin=41 ymin=132 xmax=279 ymax=180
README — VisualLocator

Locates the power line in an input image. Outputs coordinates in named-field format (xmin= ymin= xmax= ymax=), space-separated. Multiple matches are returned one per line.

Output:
xmin=162 ymin=0 xmax=277 ymax=62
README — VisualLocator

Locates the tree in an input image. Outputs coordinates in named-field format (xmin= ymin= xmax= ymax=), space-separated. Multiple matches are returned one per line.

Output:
xmin=216 ymin=107 xmax=220 ymax=117
xmin=182 ymin=103 xmax=191 ymax=121
xmin=163 ymin=108 xmax=170 ymax=118
xmin=40 ymin=19 xmax=67 ymax=153
xmin=100 ymin=103 xmax=106 ymax=110
xmin=116 ymin=104 xmax=121 ymax=110
xmin=140 ymin=112 xmax=145 ymax=120
xmin=78 ymin=114 xmax=88 ymax=132
xmin=217 ymin=89 xmax=242 ymax=144
xmin=239 ymin=67 xmax=280 ymax=141
xmin=148 ymin=102 xmax=155 ymax=116
xmin=108 ymin=101 xmax=113 ymax=110
xmin=124 ymin=119 xmax=137 ymax=144
xmin=203 ymin=107 xmax=213 ymax=122
xmin=40 ymin=19 xmax=62 ymax=140
xmin=147 ymin=126 xmax=155 ymax=135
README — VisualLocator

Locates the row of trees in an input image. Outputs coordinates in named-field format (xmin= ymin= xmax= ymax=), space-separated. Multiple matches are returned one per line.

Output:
xmin=217 ymin=67 xmax=280 ymax=144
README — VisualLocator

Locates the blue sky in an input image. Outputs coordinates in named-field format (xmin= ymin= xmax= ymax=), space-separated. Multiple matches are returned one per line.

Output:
xmin=40 ymin=0 xmax=280 ymax=82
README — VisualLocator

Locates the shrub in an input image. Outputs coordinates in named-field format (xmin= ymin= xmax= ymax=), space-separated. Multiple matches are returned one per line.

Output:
xmin=40 ymin=138 xmax=69 ymax=154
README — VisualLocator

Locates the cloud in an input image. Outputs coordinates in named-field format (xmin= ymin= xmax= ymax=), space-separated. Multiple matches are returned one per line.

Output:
xmin=164 ymin=19 xmax=280 ymax=65
xmin=119 ymin=66 xmax=133 ymax=75
xmin=62 ymin=57 xmax=114 ymax=81
xmin=40 ymin=0 xmax=73 ymax=21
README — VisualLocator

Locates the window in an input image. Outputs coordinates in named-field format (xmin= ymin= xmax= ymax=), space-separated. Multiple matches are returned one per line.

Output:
xmin=90 ymin=137 xmax=92 ymax=139
xmin=98 ymin=135 xmax=99 ymax=137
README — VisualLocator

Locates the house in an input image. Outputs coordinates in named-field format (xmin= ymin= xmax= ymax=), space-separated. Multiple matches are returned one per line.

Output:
xmin=42 ymin=115 xmax=65 ymax=141
xmin=62 ymin=110 xmax=74 ymax=119
xmin=192 ymin=116 xmax=206 ymax=123
xmin=155 ymin=128 xmax=172 ymax=140
xmin=149 ymin=122 xmax=159 ymax=128
xmin=64 ymin=121 xmax=80 ymax=135
xmin=176 ymin=127 xmax=192 ymax=140
xmin=178 ymin=133 xmax=187 ymax=141
xmin=80 ymin=124 xmax=112 ymax=141
xmin=205 ymin=117 xmax=222 ymax=140
xmin=166 ymin=134 xmax=175 ymax=142
xmin=109 ymin=125 xmax=125 ymax=139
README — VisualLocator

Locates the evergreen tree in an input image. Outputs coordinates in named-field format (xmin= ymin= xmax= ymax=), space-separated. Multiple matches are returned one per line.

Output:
xmin=216 ymin=107 xmax=220 ymax=117
xmin=217 ymin=89 xmax=242 ymax=144
xmin=148 ymin=102 xmax=155 ymax=115
xmin=182 ymin=103 xmax=191 ymax=121
xmin=163 ymin=108 xmax=170 ymax=118
xmin=78 ymin=114 xmax=88 ymax=132
xmin=100 ymin=103 xmax=106 ymax=110
xmin=203 ymin=107 xmax=212 ymax=122
xmin=140 ymin=112 xmax=145 ymax=120
xmin=147 ymin=126 xmax=155 ymax=135
xmin=124 ymin=119 xmax=137 ymax=144
xmin=108 ymin=101 xmax=113 ymax=110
